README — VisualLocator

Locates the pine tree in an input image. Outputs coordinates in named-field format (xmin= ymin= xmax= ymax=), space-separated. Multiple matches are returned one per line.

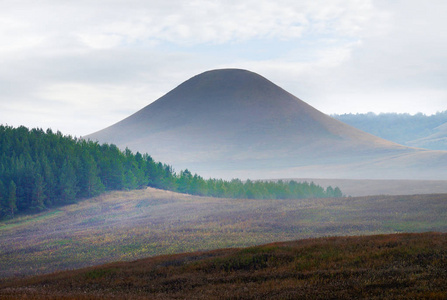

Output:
xmin=326 ymin=186 xmax=334 ymax=198
xmin=0 ymin=179 xmax=6 ymax=216
xmin=177 ymin=169 xmax=192 ymax=193
xmin=40 ymin=153 xmax=56 ymax=206
xmin=8 ymin=180 xmax=17 ymax=217
xmin=31 ymin=173 xmax=45 ymax=210
xmin=79 ymin=152 xmax=104 ymax=197
xmin=333 ymin=187 xmax=343 ymax=198
xmin=59 ymin=159 xmax=78 ymax=203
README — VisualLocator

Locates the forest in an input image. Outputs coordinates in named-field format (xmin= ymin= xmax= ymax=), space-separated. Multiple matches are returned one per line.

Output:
xmin=333 ymin=111 xmax=447 ymax=149
xmin=0 ymin=125 xmax=342 ymax=218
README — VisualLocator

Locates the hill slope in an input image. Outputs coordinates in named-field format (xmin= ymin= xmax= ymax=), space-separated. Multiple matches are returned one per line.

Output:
xmin=333 ymin=112 xmax=447 ymax=150
xmin=1 ymin=232 xmax=446 ymax=299
xmin=408 ymin=122 xmax=447 ymax=150
xmin=86 ymin=69 xmax=447 ymax=179
xmin=1 ymin=187 xmax=446 ymax=279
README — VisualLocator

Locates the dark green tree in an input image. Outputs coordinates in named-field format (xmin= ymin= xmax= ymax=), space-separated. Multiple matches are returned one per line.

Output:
xmin=0 ymin=179 xmax=6 ymax=216
xmin=31 ymin=173 xmax=45 ymax=210
xmin=177 ymin=169 xmax=192 ymax=193
xmin=333 ymin=187 xmax=343 ymax=197
xmin=78 ymin=152 xmax=104 ymax=197
xmin=8 ymin=180 xmax=17 ymax=217
xmin=59 ymin=159 xmax=78 ymax=203
xmin=123 ymin=169 xmax=138 ymax=190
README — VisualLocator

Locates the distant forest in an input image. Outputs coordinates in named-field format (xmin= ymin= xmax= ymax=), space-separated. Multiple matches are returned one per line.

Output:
xmin=333 ymin=111 xmax=447 ymax=150
xmin=0 ymin=125 xmax=342 ymax=218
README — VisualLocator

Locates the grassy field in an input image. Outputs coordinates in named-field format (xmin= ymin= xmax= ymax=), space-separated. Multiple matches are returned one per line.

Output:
xmin=0 ymin=188 xmax=446 ymax=279
xmin=1 ymin=232 xmax=446 ymax=299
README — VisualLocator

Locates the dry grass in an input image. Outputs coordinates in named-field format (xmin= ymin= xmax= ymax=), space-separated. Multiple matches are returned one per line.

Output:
xmin=0 ymin=188 xmax=446 ymax=280
xmin=0 ymin=232 xmax=446 ymax=299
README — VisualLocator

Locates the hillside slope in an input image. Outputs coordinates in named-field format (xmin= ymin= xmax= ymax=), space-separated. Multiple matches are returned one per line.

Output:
xmin=1 ymin=187 xmax=446 ymax=279
xmin=408 ymin=122 xmax=447 ymax=150
xmin=86 ymin=69 xmax=447 ymax=180
xmin=1 ymin=232 xmax=446 ymax=299
xmin=333 ymin=112 xmax=447 ymax=150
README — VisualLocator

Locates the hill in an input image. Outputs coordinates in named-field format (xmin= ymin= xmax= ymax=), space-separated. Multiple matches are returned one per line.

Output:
xmin=1 ymin=187 xmax=446 ymax=279
xmin=86 ymin=69 xmax=447 ymax=180
xmin=408 ymin=121 xmax=447 ymax=149
xmin=1 ymin=232 xmax=446 ymax=299
xmin=333 ymin=112 xmax=447 ymax=150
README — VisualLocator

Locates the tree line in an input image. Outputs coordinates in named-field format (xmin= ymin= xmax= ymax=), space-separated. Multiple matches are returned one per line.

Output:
xmin=333 ymin=111 xmax=447 ymax=150
xmin=0 ymin=125 xmax=342 ymax=218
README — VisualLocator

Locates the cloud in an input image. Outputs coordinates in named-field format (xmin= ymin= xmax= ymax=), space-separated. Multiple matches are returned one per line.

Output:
xmin=1 ymin=0 xmax=375 ymax=51
xmin=0 ymin=0 xmax=446 ymax=135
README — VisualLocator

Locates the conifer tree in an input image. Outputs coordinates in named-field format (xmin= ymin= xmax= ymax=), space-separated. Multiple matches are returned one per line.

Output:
xmin=40 ymin=153 xmax=56 ymax=206
xmin=31 ymin=173 xmax=45 ymax=210
xmin=59 ymin=159 xmax=78 ymax=203
xmin=79 ymin=152 xmax=104 ymax=197
xmin=8 ymin=180 xmax=17 ymax=217
xmin=333 ymin=187 xmax=343 ymax=197
xmin=0 ymin=179 xmax=6 ymax=215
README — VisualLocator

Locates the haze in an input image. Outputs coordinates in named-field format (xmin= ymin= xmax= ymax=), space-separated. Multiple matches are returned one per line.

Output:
xmin=86 ymin=69 xmax=447 ymax=180
xmin=1 ymin=0 xmax=446 ymax=136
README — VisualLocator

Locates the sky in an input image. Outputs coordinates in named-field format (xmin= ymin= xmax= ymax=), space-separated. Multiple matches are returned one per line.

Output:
xmin=1 ymin=0 xmax=446 ymax=136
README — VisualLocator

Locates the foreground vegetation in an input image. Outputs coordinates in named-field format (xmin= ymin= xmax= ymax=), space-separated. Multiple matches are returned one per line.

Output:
xmin=1 ymin=187 xmax=445 ymax=279
xmin=0 ymin=125 xmax=341 ymax=218
xmin=1 ymin=232 xmax=445 ymax=299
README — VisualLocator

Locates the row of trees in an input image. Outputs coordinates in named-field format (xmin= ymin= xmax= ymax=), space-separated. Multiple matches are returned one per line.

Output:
xmin=175 ymin=170 xmax=342 ymax=199
xmin=0 ymin=125 xmax=342 ymax=218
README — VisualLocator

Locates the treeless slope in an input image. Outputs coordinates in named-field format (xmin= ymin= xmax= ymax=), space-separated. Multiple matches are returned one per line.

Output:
xmin=1 ymin=187 xmax=446 ymax=279
xmin=408 ymin=122 xmax=447 ymax=150
xmin=85 ymin=69 xmax=447 ymax=179
xmin=1 ymin=233 xmax=446 ymax=299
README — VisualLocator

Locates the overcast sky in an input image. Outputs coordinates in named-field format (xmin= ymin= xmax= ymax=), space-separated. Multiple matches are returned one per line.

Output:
xmin=1 ymin=0 xmax=446 ymax=136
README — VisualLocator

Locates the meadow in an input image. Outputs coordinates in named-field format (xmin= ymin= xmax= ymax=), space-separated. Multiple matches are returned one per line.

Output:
xmin=0 ymin=187 xmax=446 ymax=280
xmin=1 ymin=232 xmax=446 ymax=299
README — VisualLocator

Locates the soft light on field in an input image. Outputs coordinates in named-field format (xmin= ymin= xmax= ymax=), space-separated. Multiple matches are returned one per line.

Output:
xmin=0 ymin=187 xmax=446 ymax=278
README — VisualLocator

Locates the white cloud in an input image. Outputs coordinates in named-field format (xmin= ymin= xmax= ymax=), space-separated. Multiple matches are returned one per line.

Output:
xmin=0 ymin=0 xmax=446 ymax=135
xmin=1 ymin=0 xmax=376 ymax=50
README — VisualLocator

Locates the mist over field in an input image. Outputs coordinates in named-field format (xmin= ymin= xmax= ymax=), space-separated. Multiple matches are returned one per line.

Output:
xmin=1 ymin=188 xmax=446 ymax=279
xmin=86 ymin=69 xmax=447 ymax=181
xmin=1 ymin=1 xmax=447 ymax=297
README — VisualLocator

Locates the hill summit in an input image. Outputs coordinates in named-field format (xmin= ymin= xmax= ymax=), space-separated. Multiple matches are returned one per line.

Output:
xmin=86 ymin=69 xmax=447 ymax=179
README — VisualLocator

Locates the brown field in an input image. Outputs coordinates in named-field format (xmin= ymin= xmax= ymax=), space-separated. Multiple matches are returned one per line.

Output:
xmin=0 ymin=232 xmax=446 ymax=299
xmin=1 ymin=187 xmax=446 ymax=281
